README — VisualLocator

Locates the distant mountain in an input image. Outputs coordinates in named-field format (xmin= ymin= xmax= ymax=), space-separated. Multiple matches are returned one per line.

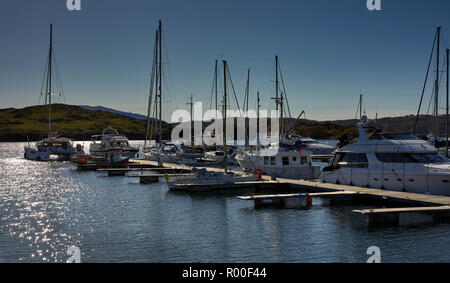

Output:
xmin=79 ymin=105 xmax=149 ymax=121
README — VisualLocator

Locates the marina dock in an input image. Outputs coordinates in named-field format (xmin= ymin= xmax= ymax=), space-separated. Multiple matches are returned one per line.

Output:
xmin=78 ymin=158 xmax=450 ymax=227
xmin=98 ymin=167 xmax=193 ymax=176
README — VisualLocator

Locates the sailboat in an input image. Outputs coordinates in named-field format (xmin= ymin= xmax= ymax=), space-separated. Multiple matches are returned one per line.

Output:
xmin=413 ymin=26 xmax=449 ymax=157
xmin=236 ymin=55 xmax=321 ymax=180
xmin=142 ymin=20 xmax=176 ymax=165
xmin=24 ymin=24 xmax=79 ymax=161
xmin=166 ymin=60 xmax=260 ymax=190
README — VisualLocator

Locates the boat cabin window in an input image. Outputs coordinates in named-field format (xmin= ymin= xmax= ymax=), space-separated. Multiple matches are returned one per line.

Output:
xmin=111 ymin=141 xmax=129 ymax=147
xmin=282 ymin=157 xmax=289 ymax=166
xmin=292 ymin=157 xmax=297 ymax=162
xmin=375 ymin=153 xmax=416 ymax=163
xmin=300 ymin=156 xmax=308 ymax=165
xmin=264 ymin=156 xmax=269 ymax=165
xmin=270 ymin=156 xmax=276 ymax=165
xmin=338 ymin=153 xmax=368 ymax=168
xmin=369 ymin=133 xmax=421 ymax=140
xmin=409 ymin=153 xmax=449 ymax=163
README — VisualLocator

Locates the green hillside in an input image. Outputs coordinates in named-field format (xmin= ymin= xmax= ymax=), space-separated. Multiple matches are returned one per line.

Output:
xmin=0 ymin=104 xmax=448 ymax=142
xmin=0 ymin=104 xmax=167 ymax=142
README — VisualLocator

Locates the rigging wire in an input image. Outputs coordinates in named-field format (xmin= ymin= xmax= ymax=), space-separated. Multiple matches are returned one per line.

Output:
xmin=52 ymin=49 xmax=66 ymax=104
xmin=413 ymin=29 xmax=437 ymax=134
xmin=225 ymin=63 xmax=241 ymax=112
xmin=277 ymin=59 xmax=292 ymax=120
xmin=145 ymin=31 xmax=158 ymax=148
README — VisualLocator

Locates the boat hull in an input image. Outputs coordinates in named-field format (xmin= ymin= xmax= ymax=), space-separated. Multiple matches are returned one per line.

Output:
xmin=24 ymin=147 xmax=50 ymax=161
xmin=319 ymin=164 xmax=450 ymax=196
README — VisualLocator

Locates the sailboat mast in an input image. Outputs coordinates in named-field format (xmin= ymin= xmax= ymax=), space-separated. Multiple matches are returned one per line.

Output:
xmin=446 ymin=48 xmax=449 ymax=157
xmin=257 ymin=91 xmax=260 ymax=146
xmin=435 ymin=26 xmax=441 ymax=143
xmin=215 ymin=60 xmax=218 ymax=115
xmin=275 ymin=55 xmax=282 ymax=138
xmin=47 ymin=24 xmax=53 ymax=138
xmin=223 ymin=60 xmax=228 ymax=173
xmin=187 ymin=93 xmax=194 ymax=146
xmin=360 ymin=93 xmax=363 ymax=120
xmin=245 ymin=68 xmax=250 ymax=149
xmin=158 ymin=20 xmax=163 ymax=166
xmin=144 ymin=30 xmax=159 ymax=150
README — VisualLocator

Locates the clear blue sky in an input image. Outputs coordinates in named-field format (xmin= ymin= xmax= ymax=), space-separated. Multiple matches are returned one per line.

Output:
xmin=1 ymin=0 xmax=450 ymax=121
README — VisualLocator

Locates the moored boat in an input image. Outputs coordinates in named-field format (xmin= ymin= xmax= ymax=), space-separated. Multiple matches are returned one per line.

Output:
xmin=89 ymin=127 xmax=138 ymax=159
xmin=319 ymin=123 xmax=450 ymax=196
xmin=24 ymin=24 xmax=82 ymax=161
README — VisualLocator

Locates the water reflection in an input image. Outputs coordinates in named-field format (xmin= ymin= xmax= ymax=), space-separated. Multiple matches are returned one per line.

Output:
xmin=1 ymin=142 xmax=450 ymax=262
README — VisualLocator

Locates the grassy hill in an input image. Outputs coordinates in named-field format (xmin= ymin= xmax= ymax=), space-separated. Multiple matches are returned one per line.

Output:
xmin=0 ymin=104 xmax=168 ymax=142
xmin=0 ymin=104 xmax=448 ymax=142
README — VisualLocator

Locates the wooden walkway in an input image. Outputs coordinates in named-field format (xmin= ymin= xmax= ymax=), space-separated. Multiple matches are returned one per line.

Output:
xmin=130 ymin=159 xmax=450 ymax=205
xmin=126 ymin=159 xmax=450 ymax=226
xmin=237 ymin=191 xmax=358 ymax=200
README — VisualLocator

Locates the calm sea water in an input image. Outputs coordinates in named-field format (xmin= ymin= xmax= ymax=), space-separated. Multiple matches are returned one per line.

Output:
xmin=1 ymin=141 xmax=450 ymax=263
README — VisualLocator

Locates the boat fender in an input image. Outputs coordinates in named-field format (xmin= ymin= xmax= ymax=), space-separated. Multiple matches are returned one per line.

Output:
xmin=254 ymin=169 xmax=263 ymax=179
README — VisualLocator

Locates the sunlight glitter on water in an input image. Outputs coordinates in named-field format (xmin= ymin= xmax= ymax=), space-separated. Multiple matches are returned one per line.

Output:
xmin=1 ymin=142 xmax=450 ymax=263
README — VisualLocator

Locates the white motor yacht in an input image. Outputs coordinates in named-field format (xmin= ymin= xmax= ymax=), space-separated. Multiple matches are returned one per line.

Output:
xmin=89 ymin=127 xmax=138 ymax=159
xmin=236 ymin=142 xmax=320 ymax=180
xmin=297 ymin=137 xmax=335 ymax=154
xmin=319 ymin=123 xmax=450 ymax=196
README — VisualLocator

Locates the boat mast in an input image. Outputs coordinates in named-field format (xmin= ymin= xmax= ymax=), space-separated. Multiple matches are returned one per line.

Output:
xmin=223 ymin=60 xmax=228 ymax=174
xmin=434 ymin=26 xmax=441 ymax=143
xmin=275 ymin=55 xmax=284 ymax=139
xmin=215 ymin=60 xmax=218 ymax=115
xmin=47 ymin=24 xmax=53 ymax=138
xmin=187 ymin=93 xmax=194 ymax=146
xmin=213 ymin=60 xmax=218 ymax=152
xmin=144 ymin=30 xmax=159 ymax=150
xmin=158 ymin=20 xmax=163 ymax=166
xmin=245 ymin=68 xmax=250 ymax=150
xmin=359 ymin=93 xmax=363 ymax=121
xmin=257 ymin=91 xmax=260 ymax=146
xmin=447 ymin=48 xmax=449 ymax=157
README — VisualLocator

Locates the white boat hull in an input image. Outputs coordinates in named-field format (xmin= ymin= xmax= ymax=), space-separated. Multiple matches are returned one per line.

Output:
xmin=319 ymin=163 xmax=450 ymax=196
xmin=24 ymin=147 xmax=50 ymax=161
xmin=236 ymin=151 xmax=320 ymax=180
